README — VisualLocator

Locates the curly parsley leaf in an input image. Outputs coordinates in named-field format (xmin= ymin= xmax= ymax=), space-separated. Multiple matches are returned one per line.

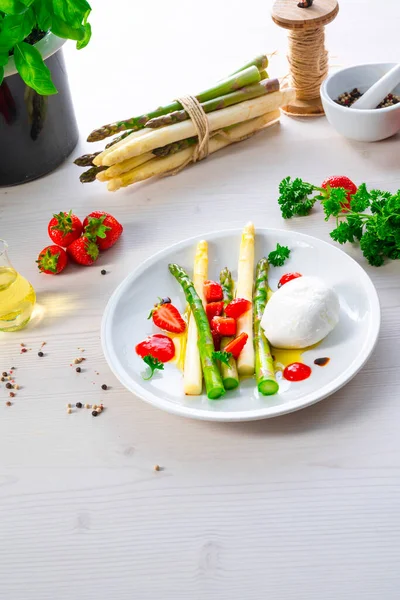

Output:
xmin=277 ymin=177 xmax=320 ymax=219
xmin=268 ymin=243 xmax=291 ymax=267
xmin=212 ymin=351 xmax=232 ymax=366
xmin=142 ymin=354 xmax=164 ymax=380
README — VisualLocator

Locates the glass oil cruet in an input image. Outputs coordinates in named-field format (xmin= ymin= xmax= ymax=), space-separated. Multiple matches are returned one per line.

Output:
xmin=0 ymin=240 xmax=36 ymax=332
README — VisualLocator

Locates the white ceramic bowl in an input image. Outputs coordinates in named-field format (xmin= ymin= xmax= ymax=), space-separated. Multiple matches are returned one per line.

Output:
xmin=321 ymin=63 xmax=400 ymax=142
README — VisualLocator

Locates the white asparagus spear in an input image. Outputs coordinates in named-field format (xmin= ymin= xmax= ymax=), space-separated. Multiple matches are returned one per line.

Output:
xmin=184 ymin=240 xmax=208 ymax=395
xmin=236 ymin=222 xmax=255 ymax=376
xmin=107 ymin=110 xmax=280 ymax=191
xmin=92 ymin=128 xmax=153 ymax=166
xmin=96 ymin=152 xmax=154 ymax=181
xmin=99 ymin=89 xmax=294 ymax=166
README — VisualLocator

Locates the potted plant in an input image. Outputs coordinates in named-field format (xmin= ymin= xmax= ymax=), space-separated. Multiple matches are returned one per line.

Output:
xmin=0 ymin=0 xmax=92 ymax=186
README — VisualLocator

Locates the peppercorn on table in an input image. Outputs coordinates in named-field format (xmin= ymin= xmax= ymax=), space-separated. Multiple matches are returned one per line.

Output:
xmin=1 ymin=1 xmax=400 ymax=598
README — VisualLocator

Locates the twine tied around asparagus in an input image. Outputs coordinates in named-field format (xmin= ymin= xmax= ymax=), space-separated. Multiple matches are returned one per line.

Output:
xmin=161 ymin=94 xmax=210 ymax=176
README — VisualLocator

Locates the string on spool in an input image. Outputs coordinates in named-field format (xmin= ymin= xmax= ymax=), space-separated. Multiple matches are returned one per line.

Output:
xmin=271 ymin=0 xmax=339 ymax=117
xmin=287 ymin=26 xmax=328 ymax=102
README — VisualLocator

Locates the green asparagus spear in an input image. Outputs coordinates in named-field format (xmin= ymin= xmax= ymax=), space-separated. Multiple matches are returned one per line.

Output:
xmin=254 ymin=258 xmax=279 ymax=396
xmin=169 ymin=264 xmax=225 ymax=400
xmin=152 ymin=136 xmax=197 ymax=157
xmin=258 ymin=70 xmax=269 ymax=80
xmin=229 ymin=54 xmax=269 ymax=75
xmin=87 ymin=66 xmax=261 ymax=142
xmin=74 ymin=152 xmax=101 ymax=167
xmin=105 ymin=130 xmax=133 ymax=149
xmin=146 ymin=79 xmax=280 ymax=129
xmin=80 ymin=166 xmax=107 ymax=183
xmin=219 ymin=268 xmax=239 ymax=391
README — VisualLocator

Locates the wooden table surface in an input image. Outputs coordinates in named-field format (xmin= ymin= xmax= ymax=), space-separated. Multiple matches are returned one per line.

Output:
xmin=1 ymin=1 xmax=400 ymax=598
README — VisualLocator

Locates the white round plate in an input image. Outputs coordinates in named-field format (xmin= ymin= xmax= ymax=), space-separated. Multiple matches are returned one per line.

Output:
xmin=101 ymin=228 xmax=380 ymax=422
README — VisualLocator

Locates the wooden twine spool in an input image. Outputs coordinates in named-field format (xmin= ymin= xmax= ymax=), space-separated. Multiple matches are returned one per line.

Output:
xmin=272 ymin=0 xmax=339 ymax=116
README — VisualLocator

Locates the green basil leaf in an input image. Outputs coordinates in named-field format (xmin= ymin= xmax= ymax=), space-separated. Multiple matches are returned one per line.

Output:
xmin=50 ymin=14 xmax=86 ymax=41
xmin=0 ymin=52 xmax=8 ymax=65
xmin=0 ymin=7 xmax=35 ymax=52
xmin=0 ymin=0 xmax=28 ymax=15
xmin=14 ymin=41 xmax=57 ymax=95
xmin=76 ymin=21 xmax=90 ymax=49
xmin=0 ymin=66 xmax=4 ymax=85
xmin=52 ymin=0 xmax=91 ymax=28
xmin=34 ymin=0 xmax=52 ymax=30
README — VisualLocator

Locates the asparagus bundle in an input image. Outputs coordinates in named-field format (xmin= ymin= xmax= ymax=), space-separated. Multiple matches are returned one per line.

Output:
xmin=75 ymin=54 xmax=294 ymax=191
xmin=97 ymin=90 xmax=293 ymax=166
xmin=106 ymin=111 xmax=281 ymax=192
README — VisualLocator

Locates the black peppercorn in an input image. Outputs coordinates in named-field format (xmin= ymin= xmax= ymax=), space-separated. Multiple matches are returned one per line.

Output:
xmin=76 ymin=402 xmax=83 ymax=408
xmin=38 ymin=351 xmax=44 ymax=357
xmin=5 ymin=383 xmax=12 ymax=389
xmin=101 ymin=269 xmax=106 ymax=275
xmin=76 ymin=367 xmax=81 ymax=373
xmin=92 ymin=410 xmax=98 ymax=417
xmin=2 ymin=372 xmax=7 ymax=377
xmin=101 ymin=384 xmax=107 ymax=390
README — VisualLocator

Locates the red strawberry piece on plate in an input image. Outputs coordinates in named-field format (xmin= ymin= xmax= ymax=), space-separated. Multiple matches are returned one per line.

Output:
xmin=67 ymin=237 xmax=99 ymax=266
xmin=321 ymin=176 xmax=357 ymax=212
xmin=278 ymin=272 xmax=302 ymax=288
xmin=206 ymin=301 xmax=224 ymax=323
xmin=211 ymin=316 xmax=237 ymax=337
xmin=224 ymin=332 xmax=249 ymax=360
xmin=83 ymin=211 xmax=123 ymax=251
xmin=135 ymin=334 xmax=175 ymax=362
xmin=48 ymin=211 xmax=83 ymax=247
xmin=151 ymin=302 xmax=186 ymax=334
xmin=204 ymin=280 xmax=223 ymax=302
xmin=37 ymin=245 xmax=68 ymax=275
xmin=225 ymin=298 xmax=252 ymax=319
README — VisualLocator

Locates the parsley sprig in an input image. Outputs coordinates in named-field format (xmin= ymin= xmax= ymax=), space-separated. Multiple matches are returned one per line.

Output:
xmin=277 ymin=177 xmax=400 ymax=266
xmin=268 ymin=243 xmax=291 ymax=267
xmin=142 ymin=355 xmax=164 ymax=380
xmin=212 ymin=351 xmax=232 ymax=366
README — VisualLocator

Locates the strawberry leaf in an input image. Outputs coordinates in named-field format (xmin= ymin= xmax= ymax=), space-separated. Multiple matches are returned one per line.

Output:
xmin=84 ymin=215 xmax=110 ymax=240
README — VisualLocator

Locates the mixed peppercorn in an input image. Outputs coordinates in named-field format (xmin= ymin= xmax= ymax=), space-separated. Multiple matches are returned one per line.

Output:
xmin=336 ymin=88 xmax=400 ymax=108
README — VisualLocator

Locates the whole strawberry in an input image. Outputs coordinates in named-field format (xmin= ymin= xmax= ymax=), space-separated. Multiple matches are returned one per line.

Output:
xmin=48 ymin=211 xmax=83 ymax=247
xmin=83 ymin=211 xmax=123 ymax=251
xmin=321 ymin=176 xmax=357 ymax=212
xmin=37 ymin=245 xmax=68 ymax=275
xmin=67 ymin=237 xmax=99 ymax=266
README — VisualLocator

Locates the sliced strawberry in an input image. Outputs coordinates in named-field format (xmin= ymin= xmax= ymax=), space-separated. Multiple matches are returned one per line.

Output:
xmin=206 ymin=301 xmax=224 ymax=323
xmin=224 ymin=333 xmax=249 ymax=360
xmin=135 ymin=334 xmax=175 ymax=362
xmin=211 ymin=316 xmax=237 ymax=337
xmin=211 ymin=330 xmax=221 ymax=351
xmin=204 ymin=280 xmax=223 ymax=302
xmin=278 ymin=272 xmax=302 ymax=288
xmin=151 ymin=303 xmax=186 ymax=334
xmin=225 ymin=298 xmax=252 ymax=319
